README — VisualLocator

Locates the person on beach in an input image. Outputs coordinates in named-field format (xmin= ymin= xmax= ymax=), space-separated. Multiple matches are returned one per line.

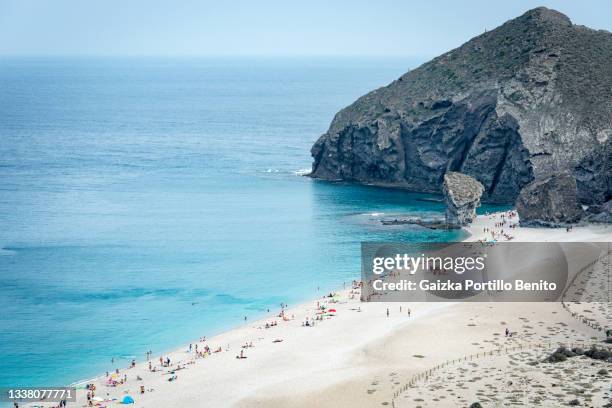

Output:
xmin=386 ymin=308 xmax=389 ymax=317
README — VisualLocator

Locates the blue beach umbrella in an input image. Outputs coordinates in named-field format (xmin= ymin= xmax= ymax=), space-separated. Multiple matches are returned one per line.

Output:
xmin=122 ymin=395 xmax=134 ymax=404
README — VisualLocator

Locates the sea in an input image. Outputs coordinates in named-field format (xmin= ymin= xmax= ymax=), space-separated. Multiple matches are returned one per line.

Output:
xmin=0 ymin=57 xmax=506 ymax=388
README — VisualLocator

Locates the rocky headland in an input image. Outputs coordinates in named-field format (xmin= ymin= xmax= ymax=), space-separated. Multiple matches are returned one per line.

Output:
xmin=310 ymin=7 xmax=611 ymax=226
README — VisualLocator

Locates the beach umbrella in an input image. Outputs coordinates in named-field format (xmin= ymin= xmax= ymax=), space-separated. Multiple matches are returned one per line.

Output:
xmin=328 ymin=309 xmax=337 ymax=313
xmin=122 ymin=395 xmax=134 ymax=404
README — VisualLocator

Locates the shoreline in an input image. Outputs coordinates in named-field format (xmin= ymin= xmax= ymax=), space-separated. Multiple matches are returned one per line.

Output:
xmin=68 ymin=284 xmax=350 ymax=388
xmin=67 ymin=279 xmax=352 ymax=388
xmin=65 ymin=215 xmax=466 ymax=389
xmin=28 ymin=211 xmax=611 ymax=407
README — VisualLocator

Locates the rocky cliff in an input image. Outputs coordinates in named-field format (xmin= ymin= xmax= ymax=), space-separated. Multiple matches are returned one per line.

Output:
xmin=516 ymin=172 xmax=583 ymax=226
xmin=310 ymin=7 xmax=611 ymax=214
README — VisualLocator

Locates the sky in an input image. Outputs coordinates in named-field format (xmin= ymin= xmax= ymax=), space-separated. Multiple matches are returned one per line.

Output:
xmin=0 ymin=0 xmax=610 ymax=57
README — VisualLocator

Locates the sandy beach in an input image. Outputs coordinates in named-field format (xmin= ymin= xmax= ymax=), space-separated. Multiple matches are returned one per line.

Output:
xmin=5 ymin=3 xmax=611 ymax=407
xmin=27 ymin=212 xmax=610 ymax=408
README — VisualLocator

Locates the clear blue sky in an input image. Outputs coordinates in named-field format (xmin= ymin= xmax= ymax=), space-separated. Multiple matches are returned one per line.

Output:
xmin=0 ymin=0 xmax=610 ymax=57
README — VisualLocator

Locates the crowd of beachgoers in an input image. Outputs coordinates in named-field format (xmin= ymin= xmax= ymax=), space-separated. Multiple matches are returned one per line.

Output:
xmin=52 ymin=283 xmax=365 ymax=408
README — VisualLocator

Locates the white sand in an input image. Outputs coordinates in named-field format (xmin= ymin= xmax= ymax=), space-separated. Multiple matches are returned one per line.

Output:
xmin=466 ymin=211 xmax=610 ymax=243
xmin=29 ymin=212 xmax=610 ymax=408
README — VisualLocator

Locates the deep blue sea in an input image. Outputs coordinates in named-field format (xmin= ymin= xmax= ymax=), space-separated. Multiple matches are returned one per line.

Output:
xmin=0 ymin=57 xmax=504 ymax=388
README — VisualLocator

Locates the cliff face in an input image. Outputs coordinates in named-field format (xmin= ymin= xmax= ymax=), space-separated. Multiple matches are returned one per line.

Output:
xmin=516 ymin=172 xmax=583 ymax=227
xmin=310 ymin=7 xmax=611 ymax=207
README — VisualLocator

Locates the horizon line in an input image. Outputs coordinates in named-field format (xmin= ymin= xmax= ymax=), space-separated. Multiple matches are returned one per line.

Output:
xmin=0 ymin=53 xmax=432 ymax=59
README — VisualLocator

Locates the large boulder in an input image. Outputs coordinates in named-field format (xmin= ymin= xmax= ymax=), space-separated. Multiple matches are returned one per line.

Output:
xmin=310 ymin=7 xmax=611 ymax=214
xmin=585 ymin=200 xmax=612 ymax=223
xmin=516 ymin=172 xmax=583 ymax=226
xmin=442 ymin=172 xmax=484 ymax=226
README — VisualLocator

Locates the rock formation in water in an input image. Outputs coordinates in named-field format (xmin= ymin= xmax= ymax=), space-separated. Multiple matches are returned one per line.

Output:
xmin=516 ymin=172 xmax=583 ymax=226
xmin=442 ymin=172 xmax=484 ymax=226
xmin=310 ymin=7 xmax=611 ymax=223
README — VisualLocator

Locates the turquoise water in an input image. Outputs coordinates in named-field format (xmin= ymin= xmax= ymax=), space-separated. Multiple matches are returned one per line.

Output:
xmin=0 ymin=58 xmax=502 ymax=388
